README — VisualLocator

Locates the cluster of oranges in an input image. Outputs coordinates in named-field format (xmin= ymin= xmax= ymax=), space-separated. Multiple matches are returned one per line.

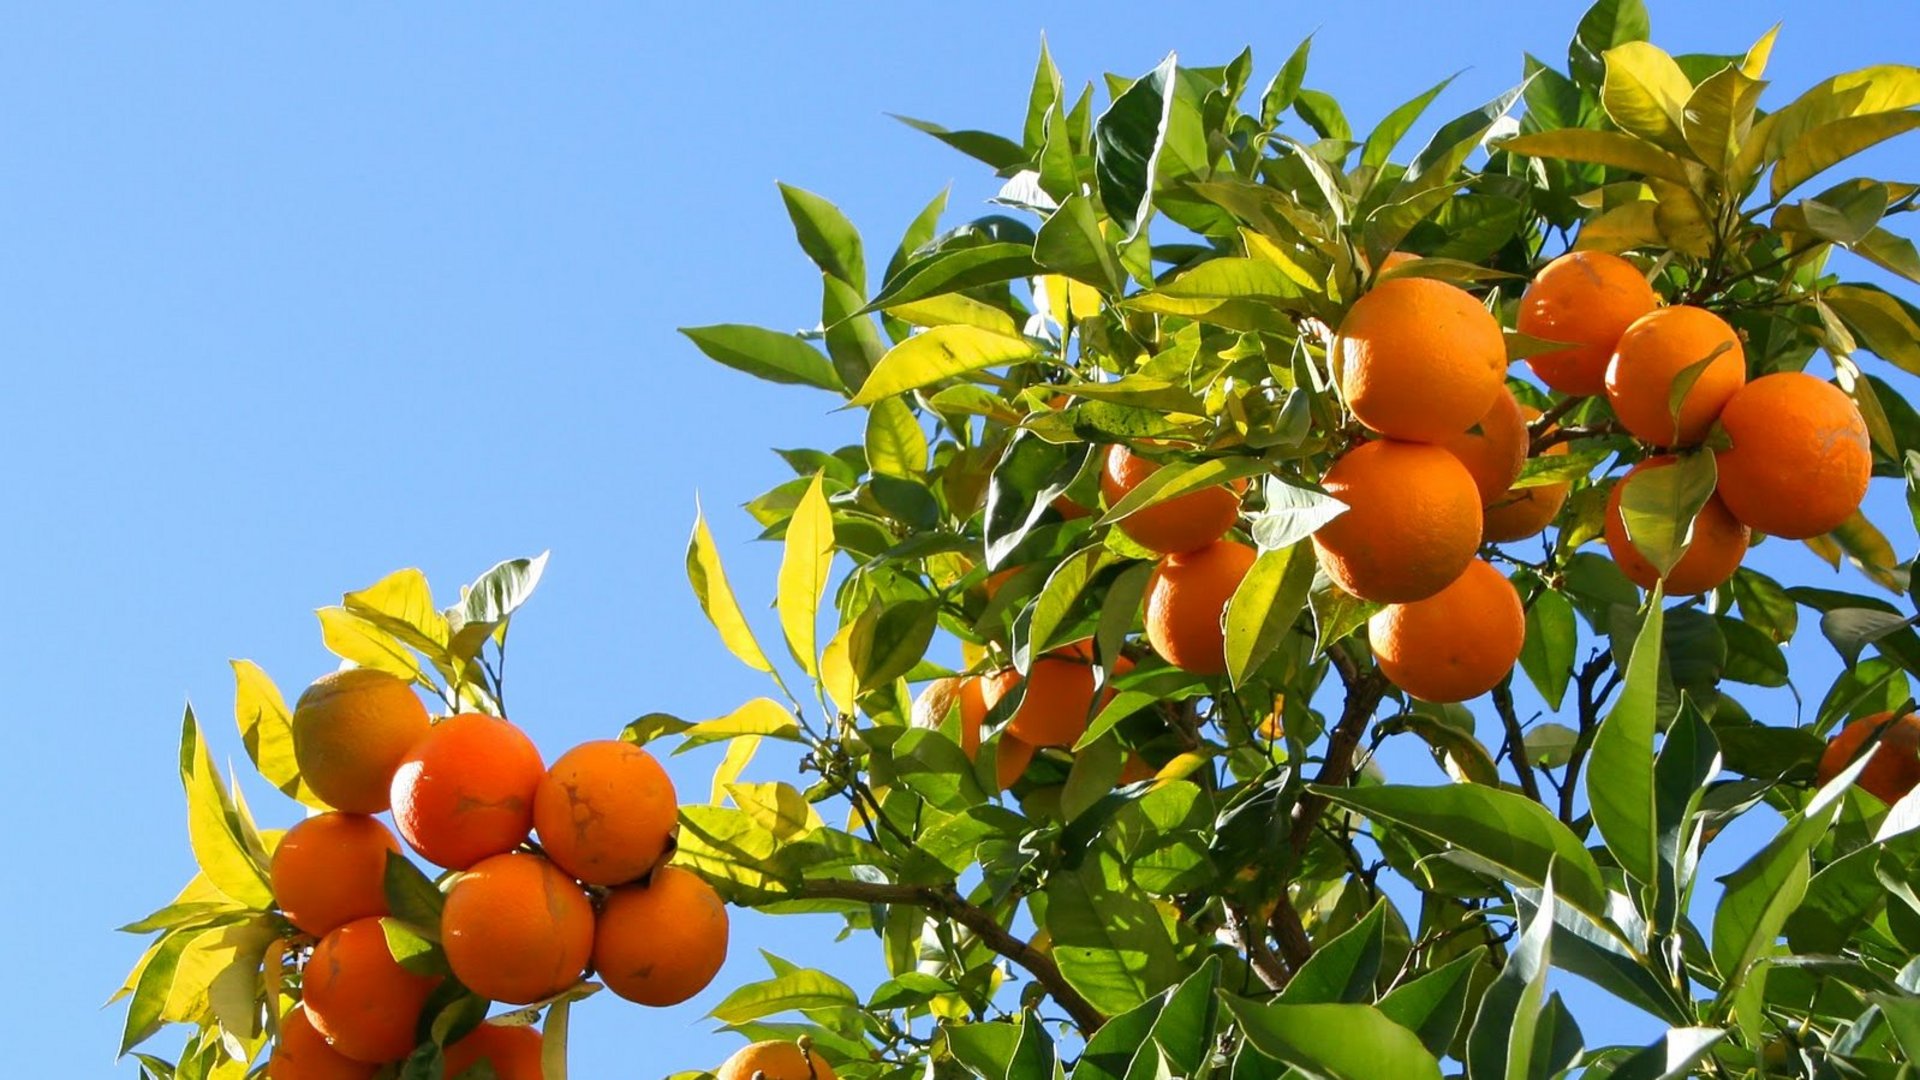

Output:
xmin=266 ymin=668 xmax=728 ymax=1078
xmin=964 ymin=250 xmax=1873 ymax=718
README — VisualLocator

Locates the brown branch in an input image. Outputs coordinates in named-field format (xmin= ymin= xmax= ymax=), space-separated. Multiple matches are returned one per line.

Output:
xmin=1492 ymin=681 xmax=1544 ymax=804
xmin=1290 ymin=645 xmax=1389 ymax=857
xmin=1529 ymin=422 xmax=1622 ymax=456
xmin=792 ymin=877 xmax=1106 ymax=1033
xmin=1558 ymin=651 xmax=1618 ymax=824
xmin=1230 ymin=903 xmax=1291 ymax=992
xmin=1527 ymin=394 xmax=1583 ymax=437
xmin=1269 ymin=893 xmax=1316 ymax=971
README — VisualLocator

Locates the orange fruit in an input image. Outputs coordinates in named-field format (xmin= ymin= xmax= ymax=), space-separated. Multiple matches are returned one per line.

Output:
xmin=1713 ymin=372 xmax=1871 ymax=539
xmin=390 ymin=713 xmax=545 ymax=870
xmin=1099 ymin=445 xmax=1245 ymax=554
xmin=982 ymin=643 xmax=1105 ymax=748
xmin=911 ymin=676 xmax=989 ymax=758
xmin=1604 ymin=305 xmax=1746 ymax=446
xmin=1816 ymin=711 xmax=1920 ymax=806
xmin=995 ymin=735 xmax=1036 ymax=790
xmin=292 ymin=669 xmax=432 ymax=814
xmin=1311 ymin=440 xmax=1483 ymax=603
xmin=269 ymin=812 xmax=400 ymax=938
xmin=532 ymin=740 xmax=678 ymax=887
xmin=303 ymin=917 xmax=441 ymax=1064
xmin=1378 ymin=250 xmax=1420 ymax=273
xmin=1368 ymin=559 xmax=1525 ymax=703
xmin=1602 ymin=456 xmax=1749 ymax=594
xmin=1483 ymin=405 xmax=1570 ymax=543
xmin=1437 ymin=386 xmax=1528 ymax=504
xmin=1118 ymin=754 xmax=1158 ymax=785
xmin=1517 ymin=252 xmax=1661 ymax=396
xmin=441 ymin=853 xmax=594 ymax=1005
xmin=594 ymin=865 xmax=730 ymax=1007
xmin=1144 ymin=539 xmax=1258 ymax=675
xmin=717 ymin=1040 xmax=840 ymax=1080
xmin=1335 ymin=276 xmax=1506 ymax=442
xmin=267 ymin=1005 xmax=377 ymax=1080
xmin=443 ymin=1022 xmax=543 ymax=1080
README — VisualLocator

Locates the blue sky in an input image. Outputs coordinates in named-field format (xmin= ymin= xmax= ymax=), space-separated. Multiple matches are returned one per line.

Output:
xmin=3 ymin=2 xmax=1918 ymax=1075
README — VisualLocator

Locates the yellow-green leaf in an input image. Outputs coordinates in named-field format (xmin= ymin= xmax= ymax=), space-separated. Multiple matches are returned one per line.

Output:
xmin=1682 ymin=65 xmax=1766 ymax=175
xmin=711 ymin=735 xmax=762 ymax=803
xmin=677 ymin=697 xmax=802 ymax=751
xmin=725 ymin=781 xmax=823 ymax=840
xmin=179 ymin=707 xmax=274 ymax=908
xmin=231 ymin=661 xmax=323 ymax=808
xmin=1773 ymin=110 xmax=1920 ymax=201
xmin=166 ymin=917 xmax=276 ymax=1035
xmin=776 ymin=473 xmax=835 ymax=677
xmin=1573 ymin=202 xmax=1663 ymax=253
xmin=884 ymin=293 xmax=1020 ymax=336
xmin=1619 ymin=453 xmax=1718 ymax=578
xmin=865 ymin=395 xmax=929 ymax=479
xmin=343 ymin=567 xmax=450 ymax=657
xmin=1826 ymin=284 xmax=1920 ymax=375
xmin=315 ymin=607 xmax=425 ymax=683
xmin=820 ymin=619 xmax=859 ymax=715
xmin=1830 ymin=510 xmax=1908 ymax=594
xmin=849 ymin=325 xmax=1039 ymax=405
xmin=1739 ymin=64 xmax=1920 ymax=178
xmin=1600 ymin=42 xmax=1695 ymax=150
xmin=1741 ymin=25 xmax=1779 ymax=79
xmin=1497 ymin=129 xmax=1693 ymax=186
xmin=685 ymin=502 xmax=775 ymax=674
xmin=541 ymin=994 xmax=572 ymax=1080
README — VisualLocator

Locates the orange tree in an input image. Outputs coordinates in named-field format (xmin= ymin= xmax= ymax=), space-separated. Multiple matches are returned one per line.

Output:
xmin=116 ymin=1 xmax=1920 ymax=1077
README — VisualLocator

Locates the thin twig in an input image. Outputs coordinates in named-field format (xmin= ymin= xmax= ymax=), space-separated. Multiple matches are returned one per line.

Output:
xmin=1493 ymin=681 xmax=1544 ymax=803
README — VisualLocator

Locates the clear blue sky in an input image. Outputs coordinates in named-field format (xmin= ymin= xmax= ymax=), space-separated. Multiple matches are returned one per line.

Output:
xmin=2 ymin=2 xmax=1917 ymax=1075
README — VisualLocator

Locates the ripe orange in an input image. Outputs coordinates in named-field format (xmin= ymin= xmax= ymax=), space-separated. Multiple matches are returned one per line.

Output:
xmin=270 ymin=812 xmax=400 ymax=938
xmin=532 ymin=740 xmax=678 ymax=887
xmin=1483 ymin=405 xmax=1570 ymax=543
xmin=302 ymin=917 xmax=441 ymax=1064
xmin=1713 ymin=372 xmax=1871 ymax=539
xmin=443 ymin=1022 xmax=543 ymax=1080
xmin=267 ymin=1005 xmax=377 ymax=1080
xmin=1816 ymin=712 xmax=1920 ymax=806
xmin=441 ymin=853 xmax=594 ymax=1005
xmin=291 ymin=669 xmax=432 ymax=814
xmin=390 ymin=713 xmax=545 ymax=870
xmin=1100 ymin=446 xmax=1245 ymax=554
xmin=717 ymin=1040 xmax=840 ymax=1080
xmin=1118 ymin=753 xmax=1158 ymax=785
xmin=1311 ymin=440 xmax=1483 ymax=603
xmin=995 ymin=734 xmax=1036 ymax=790
xmin=594 ymin=865 xmax=730 ymax=1007
xmin=911 ymin=675 xmax=989 ymax=758
xmin=1144 ymin=539 xmax=1257 ymax=675
xmin=1437 ymin=386 xmax=1528 ymax=504
xmin=1517 ymin=251 xmax=1661 ymax=396
xmin=1377 ymin=250 xmax=1420 ymax=273
xmin=1368 ymin=560 xmax=1525 ymax=703
xmin=1602 ymin=456 xmax=1749 ymax=594
xmin=982 ymin=642 xmax=1131 ymax=748
xmin=1604 ymin=305 xmax=1746 ymax=446
xmin=1335 ymin=276 xmax=1506 ymax=442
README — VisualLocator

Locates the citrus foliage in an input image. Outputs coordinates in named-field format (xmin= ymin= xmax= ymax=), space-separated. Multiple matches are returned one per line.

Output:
xmin=114 ymin=1 xmax=1920 ymax=1078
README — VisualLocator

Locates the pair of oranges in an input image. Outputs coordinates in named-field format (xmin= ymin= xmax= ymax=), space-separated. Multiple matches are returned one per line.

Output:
xmin=266 ymin=668 xmax=728 ymax=1077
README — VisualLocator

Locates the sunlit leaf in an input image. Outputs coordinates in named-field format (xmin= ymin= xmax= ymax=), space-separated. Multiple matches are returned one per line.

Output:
xmin=849 ymin=325 xmax=1040 ymax=406
xmin=686 ymin=502 xmax=777 ymax=675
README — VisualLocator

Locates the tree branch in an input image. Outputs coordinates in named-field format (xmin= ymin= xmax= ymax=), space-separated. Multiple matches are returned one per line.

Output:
xmin=1529 ymin=422 xmax=1622 ymax=455
xmin=790 ymin=877 xmax=1106 ymax=1033
xmin=1290 ymin=646 xmax=1389 ymax=857
xmin=1229 ymin=903 xmax=1291 ymax=992
xmin=1492 ymin=681 xmax=1543 ymax=803
xmin=1559 ymin=651 xmax=1618 ymax=824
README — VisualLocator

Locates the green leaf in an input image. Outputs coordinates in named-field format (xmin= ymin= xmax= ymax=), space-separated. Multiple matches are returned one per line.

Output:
xmin=1224 ymin=998 xmax=1443 ymax=1080
xmin=1225 ymin=542 xmax=1317 ymax=689
xmin=1712 ymin=750 xmax=1871 ymax=1004
xmin=984 ymin=432 xmax=1089 ymax=569
xmin=380 ymin=917 xmax=448 ymax=977
xmin=231 ymin=661 xmax=321 ymax=808
xmin=1600 ymin=42 xmax=1694 ymax=149
xmin=383 ymin=850 xmax=445 ymax=929
xmin=1280 ymin=899 xmax=1388 ymax=1004
xmin=1261 ymin=36 xmax=1313 ymax=128
xmin=680 ymin=325 xmax=843 ymax=393
xmin=1044 ymin=855 xmax=1182 ymax=1015
xmin=177 ymin=707 xmax=272 ymax=908
xmin=775 ymin=474 xmax=834 ymax=677
xmin=821 ymin=272 xmax=882 ymax=395
xmin=1569 ymin=0 xmax=1651 ymax=89
xmin=1095 ymin=54 xmax=1177 ymax=241
xmin=1035 ymin=194 xmax=1125 ymax=294
xmin=778 ymin=182 xmax=865 ymax=291
xmin=1247 ymin=477 xmax=1349 ymax=552
xmin=1520 ymin=589 xmax=1577 ymax=710
xmin=1378 ymin=952 xmax=1482 ymax=1058
xmin=1465 ymin=876 xmax=1556 ymax=1080
xmin=851 ymin=599 xmax=939 ymax=692
xmin=848 ymin=325 xmax=1039 ymax=406
xmin=1587 ymin=587 xmax=1663 ymax=892
xmin=1773 ymin=110 xmax=1920 ymax=201
xmin=865 ymin=242 xmax=1040 ymax=314
xmin=1618 ymin=454 xmax=1717 ymax=578
xmin=1318 ymin=783 xmax=1611 ymax=921
xmin=1682 ymin=65 xmax=1766 ymax=175
xmin=864 ymin=396 xmax=928 ymax=479
xmin=1826 ymin=283 xmax=1920 ymax=376
xmin=1294 ymin=89 xmax=1352 ymax=143
xmin=1497 ymin=130 xmax=1693 ymax=186
xmin=1361 ymin=76 xmax=1458 ymax=173
xmin=708 ymin=968 xmax=860 ymax=1024
xmin=1026 ymin=547 xmax=1112 ymax=658
xmin=1096 ymin=456 xmax=1263 ymax=527
xmin=686 ymin=502 xmax=776 ymax=676
xmin=890 ymin=114 xmax=1029 ymax=170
